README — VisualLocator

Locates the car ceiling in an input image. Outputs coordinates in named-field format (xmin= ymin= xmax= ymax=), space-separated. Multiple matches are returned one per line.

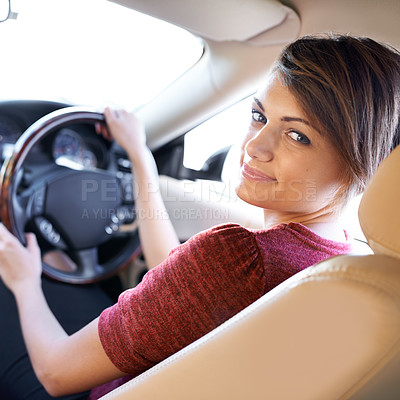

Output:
xmin=109 ymin=0 xmax=294 ymax=41
xmin=108 ymin=0 xmax=400 ymax=150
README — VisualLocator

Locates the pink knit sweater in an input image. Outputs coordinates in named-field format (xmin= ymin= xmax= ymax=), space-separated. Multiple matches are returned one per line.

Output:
xmin=91 ymin=222 xmax=351 ymax=398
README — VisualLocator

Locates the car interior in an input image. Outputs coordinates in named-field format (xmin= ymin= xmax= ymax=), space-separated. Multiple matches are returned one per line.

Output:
xmin=0 ymin=0 xmax=399 ymax=398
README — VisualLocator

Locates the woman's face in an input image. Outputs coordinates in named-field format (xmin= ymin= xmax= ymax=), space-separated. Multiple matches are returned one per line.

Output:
xmin=236 ymin=74 xmax=344 ymax=215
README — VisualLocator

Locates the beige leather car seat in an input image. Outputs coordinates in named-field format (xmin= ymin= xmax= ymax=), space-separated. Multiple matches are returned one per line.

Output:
xmin=101 ymin=145 xmax=400 ymax=400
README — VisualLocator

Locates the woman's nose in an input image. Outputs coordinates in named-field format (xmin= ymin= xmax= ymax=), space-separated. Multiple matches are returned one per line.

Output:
xmin=244 ymin=126 xmax=277 ymax=162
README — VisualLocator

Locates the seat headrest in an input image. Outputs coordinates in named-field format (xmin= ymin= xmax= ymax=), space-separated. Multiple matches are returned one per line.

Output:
xmin=358 ymin=145 xmax=400 ymax=260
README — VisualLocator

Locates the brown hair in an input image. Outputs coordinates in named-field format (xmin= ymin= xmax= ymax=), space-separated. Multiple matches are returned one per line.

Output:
xmin=274 ymin=34 xmax=400 ymax=207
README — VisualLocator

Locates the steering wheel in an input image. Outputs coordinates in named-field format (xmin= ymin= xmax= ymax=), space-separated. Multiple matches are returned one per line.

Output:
xmin=0 ymin=106 xmax=141 ymax=284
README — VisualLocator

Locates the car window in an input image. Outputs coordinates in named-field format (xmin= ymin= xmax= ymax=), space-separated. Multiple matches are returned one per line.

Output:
xmin=183 ymin=96 xmax=253 ymax=174
xmin=0 ymin=0 xmax=203 ymax=108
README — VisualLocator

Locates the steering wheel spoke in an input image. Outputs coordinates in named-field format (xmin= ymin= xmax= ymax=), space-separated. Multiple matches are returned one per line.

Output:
xmin=14 ymin=190 xmax=30 ymax=219
xmin=72 ymin=247 xmax=103 ymax=280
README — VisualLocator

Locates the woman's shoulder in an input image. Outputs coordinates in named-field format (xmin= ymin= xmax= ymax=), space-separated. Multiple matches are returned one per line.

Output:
xmin=252 ymin=222 xmax=352 ymax=255
xmin=201 ymin=222 xmax=254 ymax=238
xmin=185 ymin=223 xmax=257 ymax=249
xmin=180 ymin=222 xmax=316 ymax=255
xmin=167 ymin=223 xmax=262 ymax=269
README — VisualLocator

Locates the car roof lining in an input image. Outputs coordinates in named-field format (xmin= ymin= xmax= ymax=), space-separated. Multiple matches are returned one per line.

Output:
xmin=108 ymin=0 xmax=294 ymax=42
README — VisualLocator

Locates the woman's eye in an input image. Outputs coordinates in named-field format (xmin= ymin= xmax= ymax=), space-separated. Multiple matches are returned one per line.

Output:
xmin=287 ymin=131 xmax=311 ymax=145
xmin=251 ymin=110 xmax=267 ymax=124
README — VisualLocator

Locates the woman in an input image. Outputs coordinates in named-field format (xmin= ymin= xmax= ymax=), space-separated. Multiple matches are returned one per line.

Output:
xmin=0 ymin=34 xmax=399 ymax=399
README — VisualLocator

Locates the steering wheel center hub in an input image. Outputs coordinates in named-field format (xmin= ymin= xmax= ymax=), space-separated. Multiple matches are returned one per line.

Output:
xmin=44 ymin=170 xmax=122 ymax=250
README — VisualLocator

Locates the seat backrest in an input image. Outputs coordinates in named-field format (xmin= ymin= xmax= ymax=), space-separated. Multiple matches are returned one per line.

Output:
xmin=358 ymin=144 xmax=400 ymax=261
xmin=101 ymin=146 xmax=400 ymax=400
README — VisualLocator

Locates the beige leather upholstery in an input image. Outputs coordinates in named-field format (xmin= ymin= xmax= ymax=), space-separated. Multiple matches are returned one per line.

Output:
xmin=101 ymin=146 xmax=400 ymax=400
xmin=359 ymin=145 xmax=400 ymax=260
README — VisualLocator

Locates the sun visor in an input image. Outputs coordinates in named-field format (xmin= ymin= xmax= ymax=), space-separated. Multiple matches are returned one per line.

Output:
xmin=109 ymin=0 xmax=299 ymax=42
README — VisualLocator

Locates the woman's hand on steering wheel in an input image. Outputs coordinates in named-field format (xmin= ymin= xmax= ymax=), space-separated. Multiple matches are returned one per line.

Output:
xmin=0 ymin=223 xmax=42 ymax=294
xmin=96 ymin=107 xmax=147 ymax=165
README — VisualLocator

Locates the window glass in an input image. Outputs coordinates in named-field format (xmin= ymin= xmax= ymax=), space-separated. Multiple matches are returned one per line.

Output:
xmin=183 ymin=96 xmax=253 ymax=174
xmin=0 ymin=0 xmax=203 ymax=108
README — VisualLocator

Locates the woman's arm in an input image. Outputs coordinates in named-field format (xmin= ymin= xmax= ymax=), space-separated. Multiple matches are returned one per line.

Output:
xmin=100 ymin=108 xmax=180 ymax=269
xmin=0 ymin=224 xmax=125 ymax=397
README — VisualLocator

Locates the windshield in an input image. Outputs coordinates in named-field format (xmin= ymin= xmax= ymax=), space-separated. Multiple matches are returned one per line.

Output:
xmin=0 ymin=0 xmax=203 ymax=108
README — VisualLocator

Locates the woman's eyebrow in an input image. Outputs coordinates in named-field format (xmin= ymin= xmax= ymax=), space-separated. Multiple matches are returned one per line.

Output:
xmin=281 ymin=116 xmax=311 ymax=126
xmin=282 ymin=116 xmax=322 ymax=135
xmin=253 ymin=97 xmax=265 ymax=111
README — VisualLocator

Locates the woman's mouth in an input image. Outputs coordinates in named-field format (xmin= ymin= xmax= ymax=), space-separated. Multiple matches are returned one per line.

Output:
xmin=241 ymin=163 xmax=276 ymax=182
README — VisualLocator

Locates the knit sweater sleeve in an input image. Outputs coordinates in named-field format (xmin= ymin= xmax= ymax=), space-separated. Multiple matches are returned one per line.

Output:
xmin=98 ymin=224 xmax=265 ymax=376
